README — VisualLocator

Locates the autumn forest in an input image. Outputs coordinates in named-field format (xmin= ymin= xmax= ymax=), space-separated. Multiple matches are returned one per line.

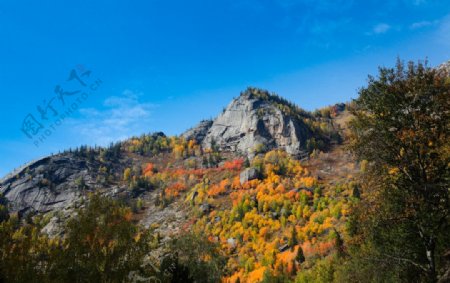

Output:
xmin=0 ymin=60 xmax=449 ymax=283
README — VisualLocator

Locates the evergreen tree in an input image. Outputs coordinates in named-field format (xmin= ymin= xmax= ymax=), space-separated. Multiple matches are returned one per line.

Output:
xmin=296 ymin=246 xmax=305 ymax=264
xmin=288 ymin=226 xmax=298 ymax=251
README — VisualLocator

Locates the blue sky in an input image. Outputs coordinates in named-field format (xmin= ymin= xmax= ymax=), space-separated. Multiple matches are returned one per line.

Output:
xmin=1 ymin=0 xmax=450 ymax=177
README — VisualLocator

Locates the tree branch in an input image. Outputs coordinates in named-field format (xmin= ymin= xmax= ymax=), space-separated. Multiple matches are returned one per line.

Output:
xmin=380 ymin=253 xmax=428 ymax=273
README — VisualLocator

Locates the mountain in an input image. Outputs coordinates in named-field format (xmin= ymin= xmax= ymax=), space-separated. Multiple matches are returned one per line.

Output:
xmin=0 ymin=90 xmax=350 ymax=281
xmin=0 ymin=88 xmax=341 ymax=235
xmin=1 ymin=60 xmax=448 ymax=283
xmin=0 ymin=85 xmax=355 ymax=281
xmin=183 ymin=87 xmax=338 ymax=158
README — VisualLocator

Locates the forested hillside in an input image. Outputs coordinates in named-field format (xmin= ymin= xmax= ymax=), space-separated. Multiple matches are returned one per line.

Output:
xmin=0 ymin=60 xmax=448 ymax=283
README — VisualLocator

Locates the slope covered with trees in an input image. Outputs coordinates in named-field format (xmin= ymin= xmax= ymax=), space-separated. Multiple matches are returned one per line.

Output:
xmin=0 ymin=59 xmax=448 ymax=282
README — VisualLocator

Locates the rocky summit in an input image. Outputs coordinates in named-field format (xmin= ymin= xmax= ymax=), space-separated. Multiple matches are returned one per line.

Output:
xmin=183 ymin=87 xmax=326 ymax=158
xmin=0 ymin=87 xmax=338 ymax=234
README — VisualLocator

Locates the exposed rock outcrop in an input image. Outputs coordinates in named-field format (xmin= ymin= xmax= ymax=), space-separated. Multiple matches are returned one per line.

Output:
xmin=183 ymin=88 xmax=316 ymax=158
xmin=0 ymin=155 xmax=88 ymax=215
xmin=0 ymin=153 xmax=128 ymax=216
xmin=239 ymin=167 xmax=259 ymax=184
xmin=182 ymin=119 xmax=213 ymax=143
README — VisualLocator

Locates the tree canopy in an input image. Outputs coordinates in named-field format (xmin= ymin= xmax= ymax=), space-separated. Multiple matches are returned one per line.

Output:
xmin=346 ymin=59 xmax=450 ymax=282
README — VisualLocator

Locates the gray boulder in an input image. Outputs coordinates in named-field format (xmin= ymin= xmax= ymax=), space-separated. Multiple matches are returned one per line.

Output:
xmin=227 ymin=237 xmax=237 ymax=248
xmin=239 ymin=167 xmax=259 ymax=184
xmin=199 ymin=203 xmax=211 ymax=214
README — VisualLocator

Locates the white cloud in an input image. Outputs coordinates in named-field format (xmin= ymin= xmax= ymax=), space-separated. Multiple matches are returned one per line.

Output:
xmin=409 ymin=20 xmax=438 ymax=29
xmin=373 ymin=23 xmax=391 ymax=34
xmin=70 ymin=90 xmax=157 ymax=146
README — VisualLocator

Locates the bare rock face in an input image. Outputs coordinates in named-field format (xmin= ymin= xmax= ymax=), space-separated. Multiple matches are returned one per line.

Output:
xmin=0 ymin=151 xmax=131 ymax=217
xmin=183 ymin=88 xmax=313 ymax=158
xmin=0 ymin=151 xmax=134 ymax=235
xmin=0 ymin=155 xmax=93 ymax=215
xmin=239 ymin=167 xmax=259 ymax=184
xmin=182 ymin=119 xmax=213 ymax=143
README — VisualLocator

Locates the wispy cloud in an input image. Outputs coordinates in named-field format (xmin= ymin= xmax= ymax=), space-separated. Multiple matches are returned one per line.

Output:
xmin=409 ymin=20 xmax=438 ymax=29
xmin=372 ymin=23 xmax=391 ymax=34
xmin=70 ymin=90 xmax=157 ymax=146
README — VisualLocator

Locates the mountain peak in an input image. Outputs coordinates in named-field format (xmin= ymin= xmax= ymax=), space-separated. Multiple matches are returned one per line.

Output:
xmin=183 ymin=87 xmax=335 ymax=158
xmin=238 ymin=87 xmax=271 ymax=100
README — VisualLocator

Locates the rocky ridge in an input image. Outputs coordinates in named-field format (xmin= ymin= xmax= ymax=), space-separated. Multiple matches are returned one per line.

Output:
xmin=0 ymin=88 xmax=335 ymax=219
xmin=183 ymin=88 xmax=322 ymax=158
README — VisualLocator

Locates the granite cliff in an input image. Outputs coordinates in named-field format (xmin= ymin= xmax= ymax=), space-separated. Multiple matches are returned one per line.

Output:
xmin=183 ymin=87 xmax=334 ymax=158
